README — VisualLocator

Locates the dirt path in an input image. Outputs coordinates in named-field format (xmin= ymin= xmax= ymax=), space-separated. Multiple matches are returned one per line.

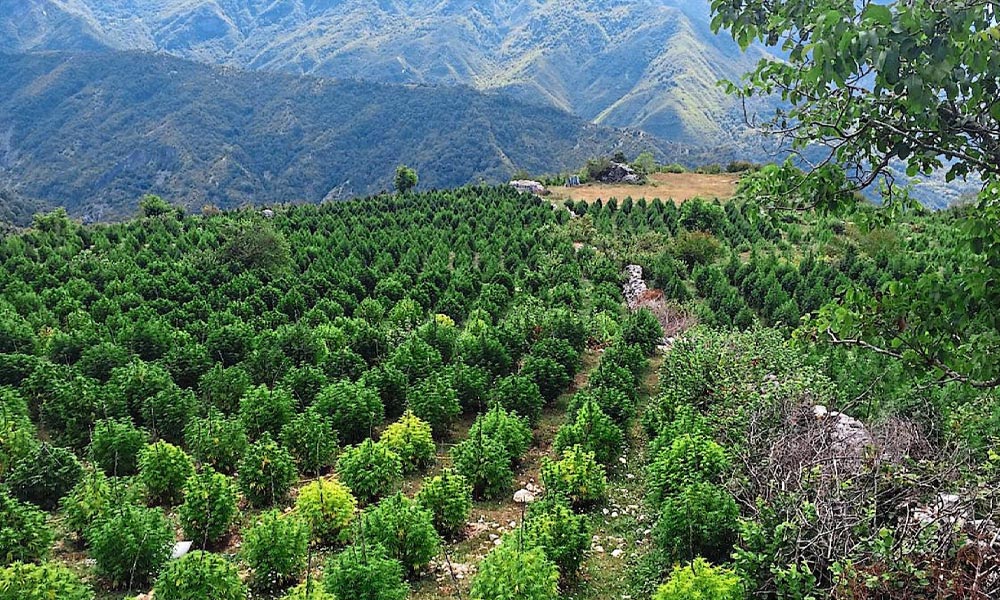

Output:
xmin=410 ymin=350 xmax=603 ymax=599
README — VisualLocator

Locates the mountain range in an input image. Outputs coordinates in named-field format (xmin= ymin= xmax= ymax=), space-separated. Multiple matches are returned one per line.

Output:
xmin=0 ymin=51 xmax=705 ymax=222
xmin=0 ymin=0 xmax=768 ymax=145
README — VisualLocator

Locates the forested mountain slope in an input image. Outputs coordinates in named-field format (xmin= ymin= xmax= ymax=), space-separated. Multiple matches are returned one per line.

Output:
xmin=0 ymin=0 xmax=770 ymax=148
xmin=0 ymin=51 xmax=688 ymax=222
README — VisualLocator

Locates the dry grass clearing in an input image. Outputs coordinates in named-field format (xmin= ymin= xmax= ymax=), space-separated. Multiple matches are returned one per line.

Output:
xmin=549 ymin=172 xmax=740 ymax=205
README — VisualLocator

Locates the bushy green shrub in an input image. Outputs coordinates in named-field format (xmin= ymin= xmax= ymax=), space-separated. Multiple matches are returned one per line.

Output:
xmin=567 ymin=385 xmax=635 ymax=428
xmin=470 ymin=541 xmax=559 ymax=600
xmin=468 ymin=405 xmax=532 ymax=465
xmin=0 ymin=389 xmax=35 ymax=479
xmin=0 ymin=489 xmax=53 ymax=565
xmin=600 ymin=343 xmax=647 ymax=384
xmin=361 ymin=363 xmax=408 ymax=421
xmin=653 ymin=483 xmax=739 ymax=564
xmin=60 ymin=468 xmax=115 ymax=542
xmin=323 ymin=545 xmax=408 ymax=600
xmin=153 ymin=551 xmax=245 ymax=600
xmin=379 ymin=411 xmax=436 ymax=473
xmin=448 ymin=362 xmax=490 ymax=412
xmin=407 ymin=370 xmax=460 ymax=438
xmin=179 ymin=467 xmax=238 ymax=547
xmin=540 ymin=445 xmax=607 ymax=510
xmin=141 ymin=386 xmax=198 ymax=444
xmin=240 ymin=384 xmax=294 ymax=440
xmin=671 ymin=231 xmax=723 ymax=269
xmin=653 ymin=558 xmax=743 ymax=600
xmin=0 ymin=561 xmax=94 ymax=600
xmin=7 ymin=443 xmax=83 ymax=511
xmin=415 ymin=469 xmax=473 ymax=539
xmin=388 ymin=336 xmax=443 ymax=383
xmin=646 ymin=434 xmax=730 ymax=507
xmin=184 ymin=411 xmax=247 ymax=474
xmin=456 ymin=331 xmax=513 ymax=377
xmin=313 ymin=380 xmax=384 ymax=445
xmin=280 ymin=364 xmax=330 ymax=409
xmin=451 ymin=435 xmax=513 ymax=500
xmin=87 ymin=504 xmax=173 ymax=588
xmin=553 ymin=398 xmax=624 ymax=467
xmin=281 ymin=581 xmax=335 ymax=600
xmin=199 ymin=364 xmax=251 ymax=415
xmin=363 ymin=493 xmax=441 ymax=575
xmin=89 ymin=417 xmax=146 ymax=476
xmin=295 ymin=478 xmax=357 ymax=546
xmin=336 ymin=440 xmax=403 ymax=505
xmin=281 ymin=408 xmax=338 ymax=474
xmin=242 ymin=511 xmax=310 ymax=591
xmin=489 ymin=375 xmax=545 ymax=426
xmin=530 ymin=338 xmax=580 ymax=379
xmin=239 ymin=432 xmax=298 ymax=508
xmin=521 ymin=355 xmax=571 ymax=403
xmin=621 ymin=308 xmax=664 ymax=356
xmin=524 ymin=495 xmax=590 ymax=580
xmin=138 ymin=441 xmax=195 ymax=506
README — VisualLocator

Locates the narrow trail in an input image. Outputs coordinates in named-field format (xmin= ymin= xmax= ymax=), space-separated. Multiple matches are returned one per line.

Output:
xmin=410 ymin=349 xmax=604 ymax=599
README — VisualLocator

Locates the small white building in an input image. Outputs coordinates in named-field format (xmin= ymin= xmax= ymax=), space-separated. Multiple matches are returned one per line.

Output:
xmin=509 ymin=180 xmax=546 ymax=195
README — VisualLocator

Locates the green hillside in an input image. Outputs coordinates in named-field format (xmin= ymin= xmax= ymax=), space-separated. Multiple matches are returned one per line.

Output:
xmin=0 ymin=0 xmax=770 ymax=148
xmin=0 ymin=51 xmax=704 ymax=222
xmin=0 ymin=184 xmax=995 ymax=598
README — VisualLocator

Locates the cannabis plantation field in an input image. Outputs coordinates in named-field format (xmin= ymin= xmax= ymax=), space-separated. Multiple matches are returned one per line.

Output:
xmin=1 ymin=184 xmax=997 ymax=599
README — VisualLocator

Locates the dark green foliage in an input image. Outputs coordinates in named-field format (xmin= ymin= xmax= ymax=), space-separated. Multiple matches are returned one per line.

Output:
xmin=653 ymin=483 xmax=739 ymax=564
xmin=646 ymin=433 xmax=730 ymax=507
xmin=242 ymin=511 xmax=310 ymax=591
xmin=415 ymin=469 xmax=473 ymax=539
xmin=567 ymin=385 xmax=635 ymax=428
xmin=142 ymin=386 xmax=198 ymax=444
xmin=407 ymin=370 xmax=460 ymax=438
xmin=448 ymin=362 xmax=490 ymax=412
xmin=0 ymin=561 xmax=94 ymax=600
xmin=0 ymin=490 xmax=53 ymax=565
xmin=87 ymin=504 xmax=174 ymax=589
xmin=363 ymin=493 xmax=441 ymax=575
xmin=138 ymin=441 xmax=195 ymax=506
xmin=239 ymin=385 xmax=294 ymax=440
xmin=553 ymin=398 xmax=624 ymax=467
xmin=6 ymin=443 xmax=83 ymax=511
xmin=239 ymin=433 xmax=298 ymax=508
xmin=621 ymin=308 xmax=663 ymax=356
xmin=490 ymin=374 xmax=544 ymax=426
xmin=361 ymin=363 xmax=409 ymax=421
xmin=324 ymin=545 xmax=409 ymax=600
xmin=184 ymin=411 xmax=247 ymax=475
xmin=90 ymin=417 xmax=146 ymax=477
xmin=470 ymin=542 xmax=559 ymax=600
xmin=467 ymin=404 xmax=533 ymax=465
xmin=520 ymin=355 xmax=571 ymax=403
xmin=198 ymin=364 xmax=252 ymax=415
xmin=313 ymin=380 xmax=384 ymax=445
xmin=336 ymin=439 xmax=403 ymax=505
xmin=394 ymin=165 xmax=419 ymax=194
xmin=60 ymin=468 xmax=116 ymax=542
xmin=451 ymin=434 xmax=514 ymax=501
xmin=153 ymin=551 xmax=245 ymax=600
xmin=179 ymin=468 xmax=238 ymax=548
xmin=524 ymin=495 xmax=591 ymax=580
xmin=281 ymin=409 xmax=338 ymax=474
xmin=529 ymin=338 xmax=580 ymax=379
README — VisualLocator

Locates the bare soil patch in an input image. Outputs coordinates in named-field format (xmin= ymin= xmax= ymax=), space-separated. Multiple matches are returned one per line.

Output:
xmin=549 ymin=172 xmax=740 ymax=205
